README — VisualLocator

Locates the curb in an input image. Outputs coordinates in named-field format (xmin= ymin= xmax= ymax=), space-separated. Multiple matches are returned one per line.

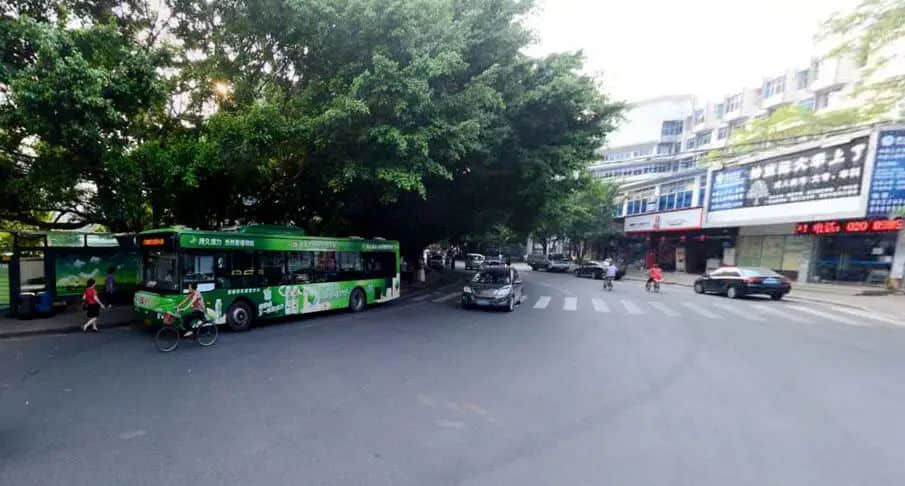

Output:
xmin=0 ymin=318 xmax=136 ymax=340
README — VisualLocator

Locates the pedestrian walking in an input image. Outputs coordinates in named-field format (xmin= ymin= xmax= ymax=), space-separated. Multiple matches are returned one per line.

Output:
xmin=104 ymin=266 xmax=116 ymax=306
xmin=81 ymin=278 xmax=108 ymax=332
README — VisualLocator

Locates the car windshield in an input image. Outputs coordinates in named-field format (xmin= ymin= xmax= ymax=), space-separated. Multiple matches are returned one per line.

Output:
xmin=740 ymin=268 xmax=782 ymax=277
xmin=472 ymin=270 xmax=510 ymax=284
xmin=549 ymin=254 xmax=568 ymax=261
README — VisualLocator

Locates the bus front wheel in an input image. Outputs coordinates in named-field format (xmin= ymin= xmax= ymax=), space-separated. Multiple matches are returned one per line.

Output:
xmin=227 ymin=301 xmax=253 ymax=332
xmin=349 ymin=288 xmax=367 ymax=313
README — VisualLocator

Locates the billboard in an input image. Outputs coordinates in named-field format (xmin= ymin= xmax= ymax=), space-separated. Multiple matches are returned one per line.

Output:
xmin=55 ymin=252 xmax=140 ymax=297
xmin=709 ymin=136 xmax=869 ymax=211
xmin=706 ymin=134 xmax=873 ymax=227
xmin=867 ymin=128 xmax=905 ymax=217
xmin=624 ymin=208 xmax=703 ymax=233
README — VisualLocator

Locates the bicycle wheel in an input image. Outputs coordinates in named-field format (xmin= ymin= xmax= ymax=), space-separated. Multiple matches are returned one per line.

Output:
xmin=197 ymin=322 xmax=218 ymax=347
xmin=155 ymin=326 xmax=180 ymax=352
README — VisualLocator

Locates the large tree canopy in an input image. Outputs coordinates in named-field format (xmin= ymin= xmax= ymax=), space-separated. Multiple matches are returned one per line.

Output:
xmin=0 ymin=0 xmax=621 ymax=256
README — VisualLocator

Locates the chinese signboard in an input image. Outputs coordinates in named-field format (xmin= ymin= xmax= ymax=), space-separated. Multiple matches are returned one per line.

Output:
xmin=794 ymin=218 xmax=904 ymax=235
xmin=624 ymin=208 xmax=703 ymax=233
xmin=867 ymin=129 xmax=905 ymax=217
xmin=709 ymin=136 xmax=870 ymax=211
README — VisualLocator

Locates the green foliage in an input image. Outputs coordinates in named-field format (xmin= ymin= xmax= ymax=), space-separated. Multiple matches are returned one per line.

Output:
xmin=1 ymin=0 xmax=621 ymax=257
xmin=821 ymin=0 xmax=905 ymax=118
xmin=531 ymin=177 xmax=620 ymax=260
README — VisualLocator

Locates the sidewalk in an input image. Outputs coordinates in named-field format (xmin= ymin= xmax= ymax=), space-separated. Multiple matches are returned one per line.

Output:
xmin=624 ymin=270 xmax=904 ymax=318
xmin=0 ymin=304 xmax=137 ymax=339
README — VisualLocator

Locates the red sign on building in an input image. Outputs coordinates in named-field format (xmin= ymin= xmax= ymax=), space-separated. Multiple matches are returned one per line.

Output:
xmin=795 ymin=218 xmax=904 ymax=235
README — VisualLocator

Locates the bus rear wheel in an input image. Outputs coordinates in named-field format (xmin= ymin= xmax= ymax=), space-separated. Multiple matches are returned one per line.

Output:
xmin=349 ymin=288 xmax=367 ymax=313
xmin=227 ymin=301 xmax=253 ymax=332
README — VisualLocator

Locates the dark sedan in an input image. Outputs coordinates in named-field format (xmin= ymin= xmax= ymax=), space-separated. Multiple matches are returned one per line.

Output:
xmin=693 ymin=266 xmax=791 ymax=300
xmin=461 ymin=267 xmax=523 ymax=312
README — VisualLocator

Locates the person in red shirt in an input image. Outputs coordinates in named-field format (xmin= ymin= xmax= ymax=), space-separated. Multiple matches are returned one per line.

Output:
xmin=81 ymin=278 xmax=108 ymax=332
xmin=646 ymin=263 xmax=663 ymax=289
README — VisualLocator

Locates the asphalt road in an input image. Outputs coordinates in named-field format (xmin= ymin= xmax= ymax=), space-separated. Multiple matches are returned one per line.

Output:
xmin=2 ymin=268 xmax=905 ymax=485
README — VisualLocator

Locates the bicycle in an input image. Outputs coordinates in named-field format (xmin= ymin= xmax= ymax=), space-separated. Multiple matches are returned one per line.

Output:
xmin=645 ymin=279 xmax=661 ymax=293
xmin=155 ymin=311 xmax=218 ymax=352
xmin=602 ymin=276 xmax=614 ymax=291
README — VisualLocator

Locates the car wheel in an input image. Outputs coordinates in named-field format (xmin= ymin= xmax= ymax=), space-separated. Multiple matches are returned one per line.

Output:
xmin=506 ymin=296 xmax=515 ymax=312
xmin=694 ymin=282 xmax=705 ymax=294
xmin=727 ymin=286 xmax=740 ymax=299
xmin=770 ymin=293 xmax=783 ymax=301
xmin=227 ymin=301 xmax=253 ymax=332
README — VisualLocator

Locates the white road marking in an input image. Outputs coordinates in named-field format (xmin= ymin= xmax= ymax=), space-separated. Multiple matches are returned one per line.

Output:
xmin=563 ymin=297 xmax=578 ymax=311
xmin=648 ymin=301 xmax=680 ymax=317
xmin=412 ymin=294 xmax=431 ymax=302
xmin=534 ymin=296 xmax=551 ymax=309
xmin=787 ymin=305 xmax=867 ymax=326
xmin=681 ymin=302 xmax=720 ymax=319
xmin=749 ymin=303 xmax=812 ymax=323
xmin=830 ymin=306 xmax=904 ymax=326
xmin=713 ymin=302 xmax=766 ymax=321
xmin=621 ymin=299 xmax=643 ymax=315
xmin=431 ymin=292 xmax=460 ymax=303
xmin=591 ymin=298 xmax=610 ymax=313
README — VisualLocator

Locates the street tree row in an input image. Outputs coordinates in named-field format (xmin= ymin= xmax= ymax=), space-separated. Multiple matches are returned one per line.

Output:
xmin=0 ymin=0 xmax=623 ymax=260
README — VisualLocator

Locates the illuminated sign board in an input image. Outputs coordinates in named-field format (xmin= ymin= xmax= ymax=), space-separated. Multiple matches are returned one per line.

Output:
xmin=795 ymin=219 xmax=904 ymax=235
xmin=141 ymin=238 xmax=166 ymax=246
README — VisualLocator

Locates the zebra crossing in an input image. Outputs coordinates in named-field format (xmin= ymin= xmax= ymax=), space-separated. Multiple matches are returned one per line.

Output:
xmin=420 ymin=291 xmax=900 ymax=327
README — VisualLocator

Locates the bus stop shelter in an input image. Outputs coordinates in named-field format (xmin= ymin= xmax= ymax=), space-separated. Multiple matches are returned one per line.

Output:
xmin=0 ymin=231 xmax=138 ymax=318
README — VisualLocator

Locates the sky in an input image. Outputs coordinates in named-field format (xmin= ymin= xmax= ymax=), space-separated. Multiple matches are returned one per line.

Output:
xmin=527 ymin=0 xmax=861 ymax=103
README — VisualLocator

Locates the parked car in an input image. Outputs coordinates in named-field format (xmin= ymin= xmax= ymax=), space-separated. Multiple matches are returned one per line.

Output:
xmin=483 ymin=249 xmax=504 ymax=267
xmin=427 ymin=252 xmax=445 ymax=270
xmin=693 ymin=266 xmax=791 ymax=300
xmin=546 ymin=254 xmax=574 ymax=272
xmin=461 ymin=266 xmax=524 ymax=312
xmin=526 ymin=253 xmax=550 ymax=271
xmin=575 ymin=261 xmax=606 ymax=279
xmin=465 ymin=253 xmax=485 ymax=270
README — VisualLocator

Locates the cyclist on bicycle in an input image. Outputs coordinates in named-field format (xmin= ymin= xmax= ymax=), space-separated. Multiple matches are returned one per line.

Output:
xmin=175 ymin=282 xmax=206 ymax=337
xmin=646 ymin=263 xmax=663 ymax=290
xmin=604 ymin=259 xmax=617 ymax=289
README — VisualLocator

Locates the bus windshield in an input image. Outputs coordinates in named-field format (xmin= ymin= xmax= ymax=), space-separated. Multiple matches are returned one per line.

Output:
xmin=141 ymin=249 xmax=179 ymax=292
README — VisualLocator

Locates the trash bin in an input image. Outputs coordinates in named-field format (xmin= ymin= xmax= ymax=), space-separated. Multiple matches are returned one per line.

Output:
xmin=17 ymin=292 xmax=35 ymax=320
xmin=36 ymin=291 xmax=55 ymax=316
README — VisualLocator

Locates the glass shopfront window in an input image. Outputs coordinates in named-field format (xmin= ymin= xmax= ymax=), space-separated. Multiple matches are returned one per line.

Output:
xmin=736 ymin=234 xmax=808 ymax=278
xmin=813 ymin=234 xmax=897 ymax=285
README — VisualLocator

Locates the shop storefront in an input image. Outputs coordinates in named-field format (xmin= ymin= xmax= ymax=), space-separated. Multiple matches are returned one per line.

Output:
xmin=797 ymin=218 xmax=903 ymax=285
xmin=624 ymin=208 xmax=737 ymax=273
xmin=735 ymin=224 xmax=811 ymax=281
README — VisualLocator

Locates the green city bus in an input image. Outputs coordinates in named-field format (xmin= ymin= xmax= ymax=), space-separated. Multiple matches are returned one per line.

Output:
xmin=133 ymin=225 xmax=400 ymax=331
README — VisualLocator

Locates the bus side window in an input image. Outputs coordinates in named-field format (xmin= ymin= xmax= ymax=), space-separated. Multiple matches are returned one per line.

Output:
xmin=287 ymin=251 xmax=315 ymax=284
xmin=230 ymin=252 xmax=260 ymax=288
xmin=257 ymin=252 xmax=285 ymax=287
xmin=337 ymin=252 xmax=363 ymax=280
xmin=315 ymin=251 xmax=337 ymax=283
xmin=215 ymin=255 xmax=230 ymax=289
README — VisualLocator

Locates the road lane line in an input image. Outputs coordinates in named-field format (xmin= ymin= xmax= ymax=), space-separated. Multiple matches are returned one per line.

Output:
xmin=713 ymin=302 xmax=766 ymax=321
xmin=787 ymin=305 xmax=868 ymax=326
xmin=621 ymin=299 xmax=643 ymax=315
xmin=749 ymin=303 xmax=812 ymax=323
xmin=563 ymin=297 xmax=578 ymax=311
xmin=431 ymin=292 xmax=460 ymax=303
xmin=681 ymin=302 xmax=720 ymax=318
xmin=591 ymin=298 xmax=610 ymax=313
xmin=648 ymin=301 xmax=680 ymax=317
xmin=829 ymin=306 xmax=904 ymax=326
xmin=534 ymin=296 xmax=551 ymax=309
xmin=412 ymin=294 xmax=432 ymax=302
